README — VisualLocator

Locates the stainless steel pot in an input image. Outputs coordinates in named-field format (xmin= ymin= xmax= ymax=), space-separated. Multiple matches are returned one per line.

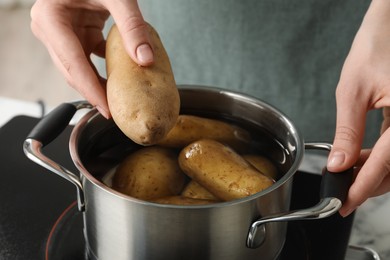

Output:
xmin=23 ymin=86 xmax=352 ymax=260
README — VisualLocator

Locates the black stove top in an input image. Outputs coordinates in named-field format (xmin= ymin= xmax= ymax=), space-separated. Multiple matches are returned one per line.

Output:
xmin=0 ymin=116 xmax=355 ymax=260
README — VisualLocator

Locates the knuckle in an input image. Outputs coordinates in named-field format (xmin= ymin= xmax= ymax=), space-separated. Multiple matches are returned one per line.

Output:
xmin=58 ymin=53 xmax=72 ymax=75
xmin=30 ymin=1 xmax=46 ymax=24
xmin=56 ymin=54 xmax=79 ymax=89
xmin=30 ymin=3 xmax=39 ymax=22
xmin=30 ymin=5 xmax=42 ymax=36
xmin=334 ymin=125 xmax=359 ymax=144
xmin=120 ymin=15 xmax=147 ymax=36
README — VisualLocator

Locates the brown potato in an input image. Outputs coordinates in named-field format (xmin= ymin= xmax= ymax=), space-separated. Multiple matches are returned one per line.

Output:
xmin=112 ymin=147 xmax=185 ymax=200
xmin=152 ymin=196 xmax=217 ymax=205
xmin=181 ymin=180 xmax=219 ymax=201
xmin=178 ymin=139 xmax=274 ymax=201
xmin=106 ymin=23 xmax=180 ymax=145
xmin=158 ymin=115 xmax=251 ymax=152
xmin=242 ymin=154 xmax=278 ymax=180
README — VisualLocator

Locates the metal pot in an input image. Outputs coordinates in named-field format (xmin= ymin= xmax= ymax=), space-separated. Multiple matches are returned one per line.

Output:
xmin=24 ymin=86 xmax=352 ymax=260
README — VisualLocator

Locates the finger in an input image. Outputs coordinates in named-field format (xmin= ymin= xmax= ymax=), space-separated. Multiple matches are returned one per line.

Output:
xmin=370 ymin=174 xmax=390 ymax=197
xmin=347 ymin=149 xmax=371 ymax=185
xmin=31 ymin=7 xmax=110 ymax=118
xmin=52 ymin=41 xmax=110 ymax=118
xmin=104 ymin=0 xmax=154 ymax=66
xmin=327 ymin=80 xmax=367 ymax=172
xmin=355 ymin=149 xmax=371 ymax=168
xmin=339 ymin=129 xmax=390 ymax=216
xmin=381 ymin=107 xmax=390 ymax=134
xmin=92 ymin=39 xmax=106 ymax=58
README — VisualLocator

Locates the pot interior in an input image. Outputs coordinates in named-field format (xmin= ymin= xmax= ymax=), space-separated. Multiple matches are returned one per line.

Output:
xmin=71 ymin=86 xmax=304 ymax=196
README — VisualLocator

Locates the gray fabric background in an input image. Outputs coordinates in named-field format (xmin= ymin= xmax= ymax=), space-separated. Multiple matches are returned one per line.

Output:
xmin=109 ymin=0 xmax=382 ymax=146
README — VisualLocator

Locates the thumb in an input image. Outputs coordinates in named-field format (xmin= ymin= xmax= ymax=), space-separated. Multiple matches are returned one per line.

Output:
xmin=105 ymin=0 xmax=153 ymax=66
xmin=328 ymin=85 xmax=366 ymax=172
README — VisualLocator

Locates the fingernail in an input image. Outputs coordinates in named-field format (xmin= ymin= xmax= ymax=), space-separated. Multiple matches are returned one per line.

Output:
xmin=136 ymin=43 xmax=153 ymax=65
xmin=340 ymin=207 xmax=354 ymax=218
xmin=96 ymin=106 xmax=110 ymax=119
xmin=327 ymin=151 xmax=345 ymax=169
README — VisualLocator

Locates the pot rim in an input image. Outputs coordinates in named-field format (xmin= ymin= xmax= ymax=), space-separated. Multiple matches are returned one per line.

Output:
xmin=69 ymin=85 xmax=304 ymax=209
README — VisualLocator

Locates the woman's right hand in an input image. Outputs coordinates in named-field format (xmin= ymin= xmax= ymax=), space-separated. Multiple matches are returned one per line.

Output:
xmin=328 ymin=0 xmax=390 ymax=217
xmin=30 ymin=0 xmax=154 ymax=118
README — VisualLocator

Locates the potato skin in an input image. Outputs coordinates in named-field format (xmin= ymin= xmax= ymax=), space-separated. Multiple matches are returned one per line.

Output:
xmin=158 ymin=115 xmax=251 ymax=152
xmin=152 ymin=196 xmax=217 ymax=205
xmin=112 ymin=147 xmax=185 ymax=200
xmin=181 ymin=180 xmax=219 ymax=201
xmin=242 ymin=154 xmax=278 ymax=180
xmin=178 ymin=139 xmax=274 ymax=201
xmin=106 ymin=23 xmax=180 ymax=145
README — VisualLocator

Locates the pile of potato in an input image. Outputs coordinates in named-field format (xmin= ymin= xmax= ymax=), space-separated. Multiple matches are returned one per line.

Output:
xmin=111 ymin=115 xmax=277 ymax=205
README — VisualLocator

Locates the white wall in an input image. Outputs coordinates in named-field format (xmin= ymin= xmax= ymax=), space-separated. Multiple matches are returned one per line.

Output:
xmin=0 ymin=0 xmax=34 ymax=9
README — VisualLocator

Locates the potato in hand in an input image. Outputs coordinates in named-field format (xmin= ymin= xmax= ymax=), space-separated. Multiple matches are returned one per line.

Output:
xmin=106 ymin=23 xmax=180 ymax=146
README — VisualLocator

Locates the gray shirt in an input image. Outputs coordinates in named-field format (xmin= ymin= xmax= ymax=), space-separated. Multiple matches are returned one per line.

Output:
xmin=136 ymin=0 xmax=380 ymax=146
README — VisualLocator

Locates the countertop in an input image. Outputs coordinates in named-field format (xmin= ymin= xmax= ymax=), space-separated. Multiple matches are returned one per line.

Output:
xmin=350 ymin=193 xmax=390 ymax=259
xmin=1 ymin=96 xmax=389 ymax=259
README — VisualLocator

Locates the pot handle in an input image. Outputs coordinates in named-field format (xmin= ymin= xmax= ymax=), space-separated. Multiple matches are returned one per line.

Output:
xmin=246 ymin=142 xmax=353 ymax=249
xmin=23 ymin=101 xmax=93 ymax=212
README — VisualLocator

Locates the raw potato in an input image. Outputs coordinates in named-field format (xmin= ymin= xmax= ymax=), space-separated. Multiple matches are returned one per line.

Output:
xmin=181 ymin=180 xmax=219 ymax=201
xmin=179 ymin=139 xmax=274 ymax=201
xmin=158 ymin=115 xmax=251 ymax=152
xmin=112 ymin=147 xmax=185 ymax=200
xmin=152 ymin=196 xmax=217 ymax=205
xmin=106 ymin=23 xmax=180 ymax=145
xmin=243 ymin=154 xmax=278 ymax=180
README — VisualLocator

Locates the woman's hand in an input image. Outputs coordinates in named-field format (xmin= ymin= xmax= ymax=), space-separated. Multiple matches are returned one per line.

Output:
xmin=30 ymin=0 xmax=153 ymax=118
xmin=328 ymin=0 xmax=390 ymax=217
